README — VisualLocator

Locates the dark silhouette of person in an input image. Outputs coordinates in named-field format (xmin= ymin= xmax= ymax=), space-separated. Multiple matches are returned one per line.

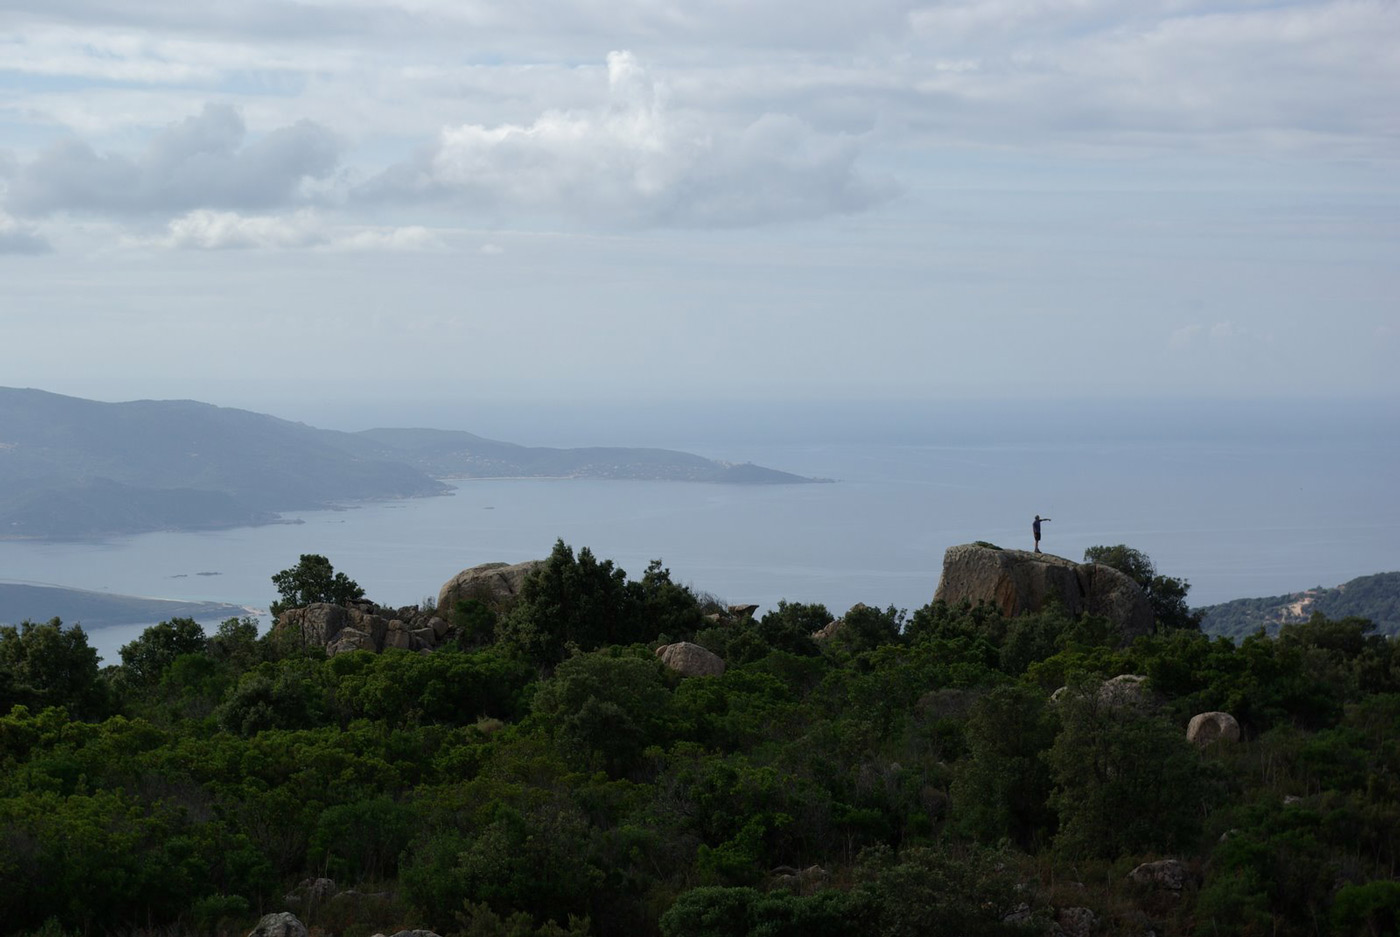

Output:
xmin=1033 ymin=514 xmax=1051 ymax=553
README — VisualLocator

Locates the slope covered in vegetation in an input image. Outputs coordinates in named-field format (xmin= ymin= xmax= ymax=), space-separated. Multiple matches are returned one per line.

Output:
xmin=2 ymin=542 xmax=1398 ymax=937
xmin=1198 ymin=571 xmax=1400 ymax=640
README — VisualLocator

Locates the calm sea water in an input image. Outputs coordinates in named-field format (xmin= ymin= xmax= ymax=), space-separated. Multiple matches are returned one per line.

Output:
xmin=2 ymin=403 xmax=1396 ymax=664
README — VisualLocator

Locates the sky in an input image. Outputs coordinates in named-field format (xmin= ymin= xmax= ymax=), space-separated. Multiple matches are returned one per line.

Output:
xmin=0 ymin=0 xmax=1396 ymax=429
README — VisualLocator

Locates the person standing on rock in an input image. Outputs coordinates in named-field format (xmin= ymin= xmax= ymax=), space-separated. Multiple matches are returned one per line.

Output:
xmin=1033 ymin=514 xmax=1051 ymax=553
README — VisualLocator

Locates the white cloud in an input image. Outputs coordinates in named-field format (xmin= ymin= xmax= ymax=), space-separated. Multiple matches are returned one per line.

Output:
xmin=358 ymin=51 xmax=895 ymax=227
xmin=5 ymin=103 xmax=341 ymax=217
xmin=0 ymin=210 xmax=51 ymax=253
xmin=133 ymin=208 xmax=441 ymax=251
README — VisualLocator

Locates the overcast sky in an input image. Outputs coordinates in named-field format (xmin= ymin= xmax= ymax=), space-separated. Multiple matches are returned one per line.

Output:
xmin=1 ymin=0 xmax=1396 ymax=426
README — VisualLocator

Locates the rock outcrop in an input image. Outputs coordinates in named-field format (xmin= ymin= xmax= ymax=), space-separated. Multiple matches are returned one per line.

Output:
xmin=1050 ymin=673 xmax=1153 ymax=709
xmin=273 ymin=560 xmax=542 ymax=657
xmin=275 ymin=600 xmax=449 ymax=657
xmin=248 ymin=913 xmax=307 ymax=937
xmin=1129 ymin=859 xmax=1189 ymax=891
xmin=933 ymin=543 xmax=1154 ymax=638
xmin=656 ymin=642 xmax=726 ymax=677
xmin=437 ymin=560 xmax=542 ymax=612
xmin=1186 ymin=711 xmax=1241 ymax=744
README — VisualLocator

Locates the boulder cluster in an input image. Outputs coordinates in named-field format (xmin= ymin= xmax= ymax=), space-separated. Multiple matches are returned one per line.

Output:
xmin=272 ymin=560 xmax=541 ymax=657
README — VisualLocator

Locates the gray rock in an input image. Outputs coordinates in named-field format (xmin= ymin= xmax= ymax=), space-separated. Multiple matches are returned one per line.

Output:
xmin=248 ymin=912 xmax=307 ymax=937
xmin=1186 ymin=711 xmax=1241 ymax=744
xmin=1129 ymin=859 xmax=1188 ymax=890
xmin=1051 ymin=674 xmax=1152 ymax=709
xmin=812 ymin=603 xmax=869 ymax=641
xmin=1099 ymin=674 xmax=1151 ymax=707
xmin=437 ymin=560 xmax=542 ymax=612
xmin=278 ymin=603 xmax=391 ymax=655
xmin=1056 ymin=906 xmax=1096 ymax=937
xmin=656 ymin=641 xmax=726 ymax=677
xmin=327 ymin=627 xmax=376 ymax=656
xmin=933 ymin=544 xmax=1154 ymax=639
xmin=1003 ymin=902 xmax=1033 ymax=924
xmin=277 ymin=603 xmax=350 ymax=646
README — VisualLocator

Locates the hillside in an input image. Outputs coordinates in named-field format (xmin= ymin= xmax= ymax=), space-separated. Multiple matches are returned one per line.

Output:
xmin=335 ymin=427 xmax=817 ymax=483
xmin=0 ymin=388 xmax=822 ymax=539
xmin=3 ymin=542 xmax=1398 ymax=937
xmin=1197 ymin=570 xmax=1400 ymax=639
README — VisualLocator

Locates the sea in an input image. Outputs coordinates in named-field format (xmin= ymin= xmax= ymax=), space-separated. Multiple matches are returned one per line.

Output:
xmin=2 ymin=398 xmax=1396 ymax=664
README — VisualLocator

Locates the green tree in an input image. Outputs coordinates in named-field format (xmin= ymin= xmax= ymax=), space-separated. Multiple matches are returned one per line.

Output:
xmin=0 ymin=618 xmax=109 ymax=720
xmin=499 ymin=541 xmax=639 ymax=666
xmin=952 ymin=683 xmax=1057 ymax=848
xmin=1046 ymin=682 xmax=1208 ymax=859
xmin=118 ymin=617 xmax=209 ymax=687
xmin=1084 ymin=544 xmax=1201 ymax=631
xmin=270 ymin=554 xmax=364 ymax=616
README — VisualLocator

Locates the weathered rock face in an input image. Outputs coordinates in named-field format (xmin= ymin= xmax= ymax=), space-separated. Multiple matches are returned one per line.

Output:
xmin=1129 ymin=858 xmax=1189 ymax=891
xmin=933 ymin=544 xmax=1154 ymax=639
xmin=437 ymin=560 xmax=542 ymax=612
xmin=656 ymin=641 xmax=726 ymax=677
xmin=1186 ymin=711 xmax=1241 ymax=744
xmin=1050 ymin=674 xmax=1153 ymax=710
xmin=275 ymin=602 xmax=448 ymax=657
xmin=248 ymin=912 xmax=307 ymax=937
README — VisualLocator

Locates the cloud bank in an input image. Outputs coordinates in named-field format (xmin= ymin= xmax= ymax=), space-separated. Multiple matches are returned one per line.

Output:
xmin=0 ymin=211 xmax=51 ymax=254
xmin=6 ymin=103 xmax=340 ymax=217
xmin=358 ymin=51 xmax=895 ymax=228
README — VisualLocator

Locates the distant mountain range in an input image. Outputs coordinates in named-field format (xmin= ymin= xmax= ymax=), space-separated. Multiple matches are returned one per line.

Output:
xmin=1196 ymin=571 xmax=1400 ymax=639
xmin=0 ymin=387 xmax=823 ymax=540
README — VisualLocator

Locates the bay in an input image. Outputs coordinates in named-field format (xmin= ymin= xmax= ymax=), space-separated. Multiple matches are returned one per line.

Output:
xmin=1 ymin=428 xmax=1395 ymax=666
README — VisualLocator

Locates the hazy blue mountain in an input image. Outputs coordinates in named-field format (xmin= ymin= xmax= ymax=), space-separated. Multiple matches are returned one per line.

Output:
xmin=334 ymin=427 xmax=819 ymax=483
xmin=0 ymin=582 xmax=249 ymax=629
xmin=0 ymin=387 xmax=447 ymax=539
xmin=1197 ymin=571 xmax=1400 ymax=639
xmin=0 ymin=388 xmax=820 ymax=539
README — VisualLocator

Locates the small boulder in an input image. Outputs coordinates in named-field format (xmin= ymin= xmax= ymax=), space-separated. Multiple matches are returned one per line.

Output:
xmin=248 ymin=912 xmax=307 ymax=937
xmin=1129 ymin=859 xmax=1188 ymax=891
xmin=1051 ymin=674 xmax=1151 ymax=708
xmin=728 ymin=604 xmax=760 ymax=620
xmin=656 ymin=642 xmax=726 ymax=677
xmin=1099 ymin=674 xmax=1150 ymax=707
xmin=1186 ymin=711 xmax=1241 ymax=745
xmin=1056 ymin=906 xmax=1096 ymax=937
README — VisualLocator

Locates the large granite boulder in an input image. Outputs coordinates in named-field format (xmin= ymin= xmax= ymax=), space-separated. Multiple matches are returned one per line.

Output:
xmin=248 ymin=913 xmax=307 ymax=937
xmin=437 ymin=560 xmax=542 ymax=612
xmin=933 ymin=543 xmax=1154 ymax=639
xmin=1186 ymin=711 xmax=1241 ymax=745
xmin=1129 ymin=858 xmax=1189 ymax=890
xmin=656 ymin=642 xmax=726 ymax=677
